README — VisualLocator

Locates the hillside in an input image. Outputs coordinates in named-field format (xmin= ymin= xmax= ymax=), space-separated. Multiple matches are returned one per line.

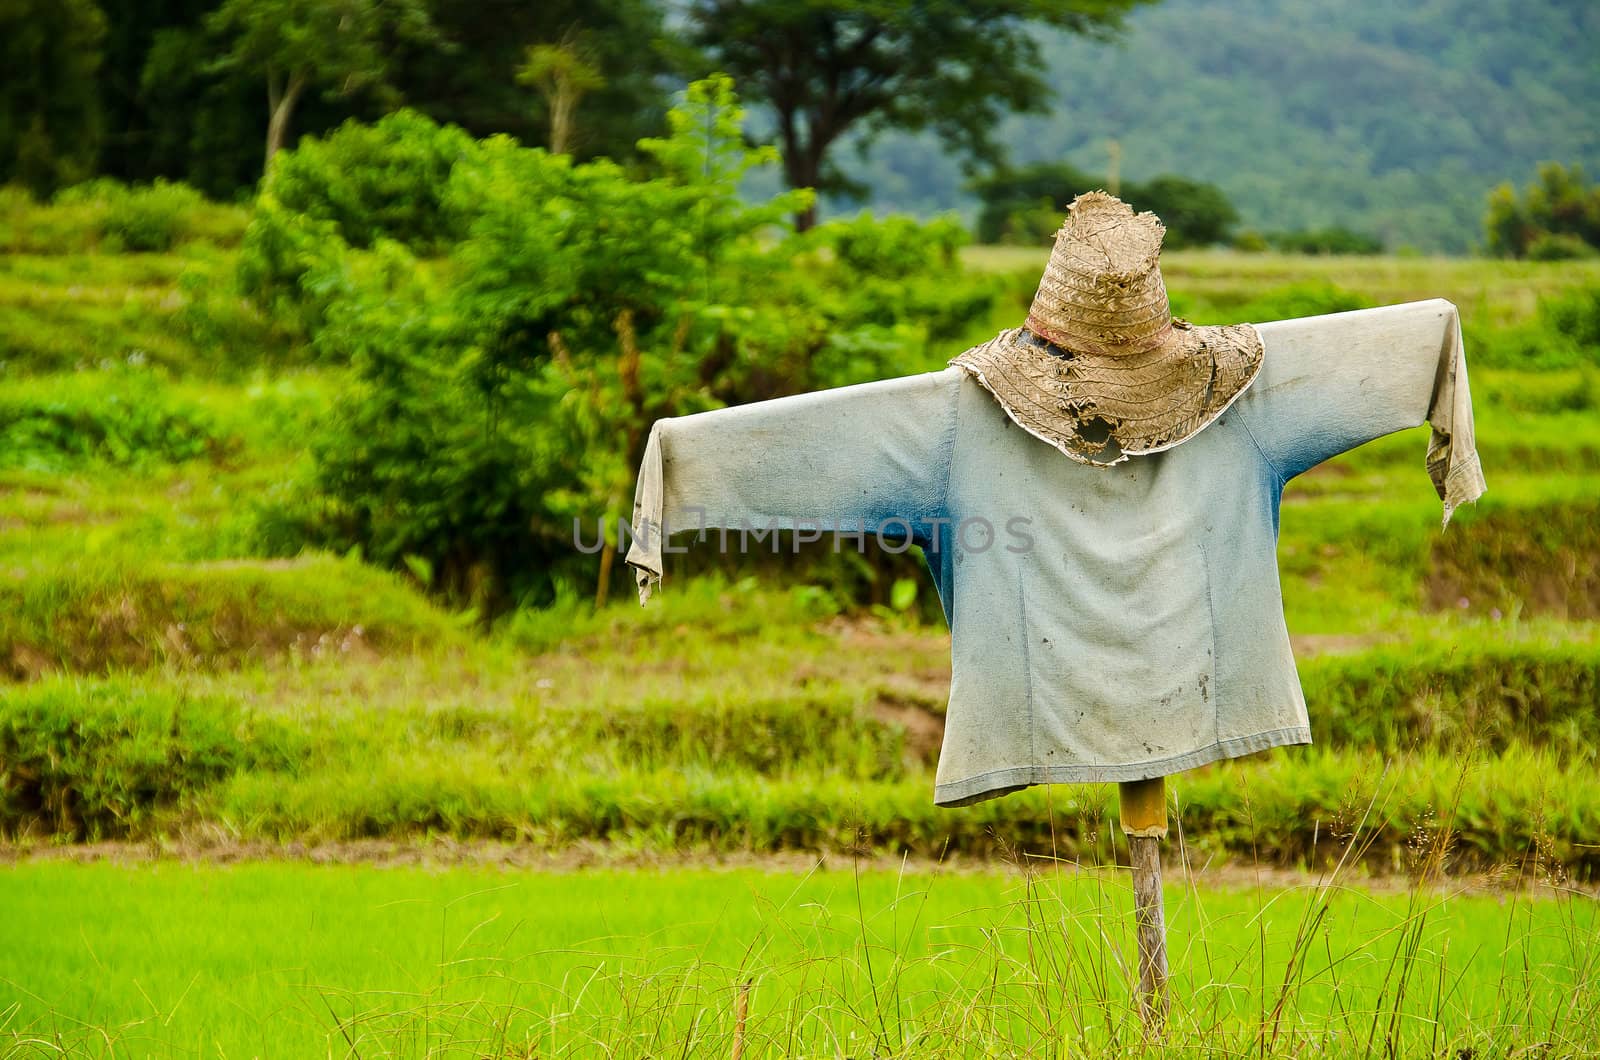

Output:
xmin=845 ymin=0 xmax=1600 ymax=253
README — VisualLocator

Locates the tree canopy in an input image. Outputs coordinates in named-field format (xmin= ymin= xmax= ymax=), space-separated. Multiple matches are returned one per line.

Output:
xmin=207 ymin=0 xmax=439 ymax=170
xmin=680 ymin=0 xmax=1153 ymax=228
xmin=1486 ymin=163 xmax=1600 ymax=261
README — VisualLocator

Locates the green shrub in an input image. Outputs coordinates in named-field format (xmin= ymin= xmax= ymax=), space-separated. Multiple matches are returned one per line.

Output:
xmin=800 ymin=212 xmax=993 ymax=357
xmin=1485 ymin=162 xmax=1600 ymax=259
xmin=0 ymin=367 xmax=227 ymax=469
xmin=968 ymin=162 xmax=1238 ymax=248
xmin=823 ymin=212 xmax=967 ymax=275
xmin=52 ymin=178 xmax=214 ymax=251
xmin=1125 ymin=175 xmax=1239 ymax=249
xmin=235 ymin=111 xmax=478 ymax=337
xmin=100 ymin=179 xmax=203 ymax=251
xmin=0 ymin=183 xmax=103 ymax=253
xmin=1231 ymin=229 xmax=1270 ymax=253
xmin=263 ymin=110 xmax=477 ymax=252
xmin=0 ymin=179 xmax=232 ymax=254
xmin=1543 ymin=284 xmax=1600 ymax=348
xmin=968 ymin=161 xmax=1097 ymax=244
xmin=1527 ymin=232 xmax=1597 ymax=261
xmin=1265 ymin=227 xmax=1384 ymax=255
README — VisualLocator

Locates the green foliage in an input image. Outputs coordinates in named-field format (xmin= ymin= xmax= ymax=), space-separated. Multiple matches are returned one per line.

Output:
xmin=208 ymin=0 xmax=439 ymax=167
xmin=261 ymin=110 xmax=476 ymax=251
xmin=0 ymin=180 xmax=244 ymax=256
xmin=968 ymin=161 xmax=1098 ymax=243
xmin=0 ymin=552 xmax=466 ymax=680
xmin=969 ymin=163 xmax=1239 ymax=248
xmin=0 ymin=0 xmax=106 ymax=194
xmin=393 ymin=0 xmax=673 ymax=166
xmin=1526 ymin=232 xmax=1597 ymax=261
xmin=1486 ymin=162 xmax=1600 ymax=259
xmin=1471 ymin=285 xmax=1600 ymax=370
xmin=234 ymin=111 xmax=478 ymax=337
xmin=283 ymin=78 xmax=974 ymax=609
xmin=1544 ymin=286 xmax=1600 ymax=350
xmin=0 ymin=250 xmax=279 ymax=377
xmin=0 ymin=684 xmax=246 ymax=839
xmin=841 ymin=1 xmax=1600 ymax=253
xmin=0 ymin=367 xmax=226 ymax=469
xmin=1128 ymin=175 xmax=1240 ymax=249
xmin=1230 ymin=281 xmax=1374 ymax=323
xmin=682 ymin=0 xmax=1152 ymax=224
xmin=55 ymin=177 xmax=207 ymax=251
xmin=1259 ymin=227 xmax=1385 ymax=255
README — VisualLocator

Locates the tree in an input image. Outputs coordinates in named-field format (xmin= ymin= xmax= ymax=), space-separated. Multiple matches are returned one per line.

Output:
xmin=207 ymin=0 xmax=438 ymax=171
xmin=968 ymin=160 xmax=1098 ymax=243
xmin=1126 ymin=175 xmax=1238 ymax=249
xmin=517 ymin=39 xmax=606 ymax=155
xmin=391 ymin=0 xmax=672 ymax=166
xmin=681 ymin=0 xmax=1153 ymax=229
xmin=1486 ymin=163 xmax=1600 ymax=259
xmin=0 ymin=0 xmax=106 ymax=193
xmin=969 ymin=163 xmax=1237 ymax=247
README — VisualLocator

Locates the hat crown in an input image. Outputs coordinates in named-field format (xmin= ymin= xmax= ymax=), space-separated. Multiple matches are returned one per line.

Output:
xmin=1025 ymin=191 xmax=1173 ymax=357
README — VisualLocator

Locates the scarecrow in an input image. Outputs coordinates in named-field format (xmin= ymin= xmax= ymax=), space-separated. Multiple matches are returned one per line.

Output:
xmin=624 ymin=191 xmax=1485 ymax=1030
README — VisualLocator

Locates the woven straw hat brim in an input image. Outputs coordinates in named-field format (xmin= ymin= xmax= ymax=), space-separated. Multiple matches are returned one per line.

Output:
xmin=949 ymin=323 xmax=1263 ymax=467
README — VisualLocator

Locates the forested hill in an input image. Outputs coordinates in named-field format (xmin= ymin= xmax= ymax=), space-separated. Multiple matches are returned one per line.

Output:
xmin=847 ymin=0 xmax=1599 ymax=253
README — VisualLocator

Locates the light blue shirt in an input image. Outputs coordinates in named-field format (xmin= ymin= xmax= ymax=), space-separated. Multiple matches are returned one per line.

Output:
xmin=626 ymin=300 xmax=1485 ymax=806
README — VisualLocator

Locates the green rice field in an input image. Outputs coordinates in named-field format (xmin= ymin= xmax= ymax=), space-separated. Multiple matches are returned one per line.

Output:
xmin=3 ymin=862 xmax=1596 ymax=1057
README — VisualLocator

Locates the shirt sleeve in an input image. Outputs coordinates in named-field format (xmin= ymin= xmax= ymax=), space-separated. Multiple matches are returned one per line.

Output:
xmin=624 ymin=368 xmax=961 ymax=604
xmin=1237 ymin=299 xmax=1486 ymax=526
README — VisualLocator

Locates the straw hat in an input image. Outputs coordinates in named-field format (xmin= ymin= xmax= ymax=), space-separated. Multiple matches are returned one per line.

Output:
xmin=950 ymin=191 xmax=1262 ymax=467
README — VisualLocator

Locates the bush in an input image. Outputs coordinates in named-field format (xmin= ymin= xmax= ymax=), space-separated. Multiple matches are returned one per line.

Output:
xmin=1527 ymin=232 xmax=1597 ymax=261
xmin=968 ymin=161 xmax=1098 ymax=244
xmin=235 ymin=111 xmax=479 ymax=337
xmin=55 ymin=178 xmax=203 ymax=251
xmin=100 ymin=179 xmax=203 ymax=251
xmin=1485 ymin=162 xmax=1600 ymax=259
xmin=0 ymin=367 xmax=228 ymax=469
xmin=0 ymin=553 xmax=467 ymax=681
xmin=1265 ymin=226 xmax=1384 ymax=255
xmin=263 ymin=110 xmax=478 ymax=252
xmin=1124 ymin=175 xmax=1239 ymax=249
xmin=1 ymin=178 xmax=224 ymax=253
xmin=968 ymin=163 xmax=1238 ymax=248
xmin=823 ymin=212 xmax=967 ymax=275
xmin=798 ymin=213 xmax=991 ymax=363
xmin=1544 ymin=285 xmax=1600 ymax=349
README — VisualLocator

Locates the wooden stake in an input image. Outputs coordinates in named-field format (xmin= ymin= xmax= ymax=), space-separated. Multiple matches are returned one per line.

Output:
xmin=731 ymin=978 xmax=751 ymax=1059
xmin=1119 ymin=776 xmax=1169 ymax=1036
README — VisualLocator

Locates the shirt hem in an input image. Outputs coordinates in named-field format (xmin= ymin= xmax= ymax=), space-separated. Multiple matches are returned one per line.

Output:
xmin=932 ymin=725 xmax=1313 ymax=808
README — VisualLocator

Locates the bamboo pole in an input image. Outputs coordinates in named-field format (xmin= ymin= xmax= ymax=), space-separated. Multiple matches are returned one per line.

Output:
xmin=1119 ymin=776 xmax=1169 ymax=1036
